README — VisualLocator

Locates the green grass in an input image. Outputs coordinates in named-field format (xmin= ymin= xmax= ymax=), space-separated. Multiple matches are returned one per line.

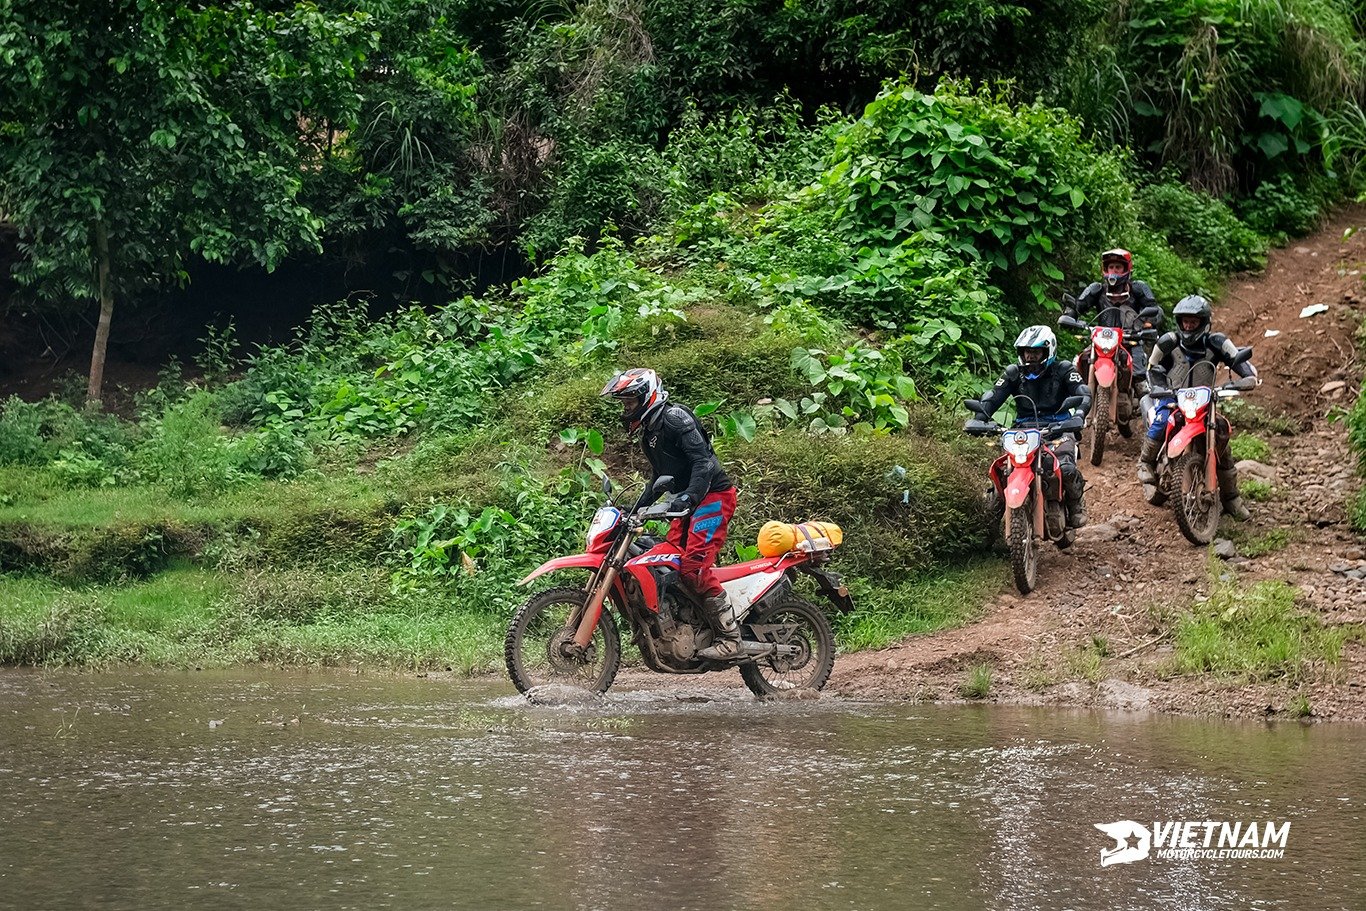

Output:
xmin=834 ymin=559 xmax=1004 ymax=651
xmin=0 ymin=566 xmax=505 ymax=671
xmin=1239 ymin=479 xmax=1276 ymax=501
xmin=1228 ymin=433 xmax=1272 ymax=462
xmin=1169 ymin=580 xmax=1359 ymax=682
xmin=1221 ymin=398 xmax=1298 ymax=436
xmin=959 ymin=662 xmax=993 ymax=699
xmin=1238 ymin=528 xmax=1292 ymax=558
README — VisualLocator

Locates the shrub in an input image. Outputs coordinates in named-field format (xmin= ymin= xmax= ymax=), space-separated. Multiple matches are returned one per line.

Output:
xmin=1238 ymin=171 xmax=1331 ymax=238
xmin=1138 ymin=181 xmax=1267 ymax=273
xmin=819 ymin=81 xmax=1134 ymax=305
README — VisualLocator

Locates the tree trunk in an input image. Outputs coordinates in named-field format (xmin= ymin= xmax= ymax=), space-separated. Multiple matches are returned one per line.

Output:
xmin=87 ymin=221 xmax=114 ymax=405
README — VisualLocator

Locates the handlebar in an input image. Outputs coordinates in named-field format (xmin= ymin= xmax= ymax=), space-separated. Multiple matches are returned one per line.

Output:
xmin=964 ymin=416 xmax=1085 ymax=439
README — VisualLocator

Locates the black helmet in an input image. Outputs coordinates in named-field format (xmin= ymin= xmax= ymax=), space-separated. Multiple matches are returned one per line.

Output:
xmin=1173 ymin=295 xmax=1212 ymax=353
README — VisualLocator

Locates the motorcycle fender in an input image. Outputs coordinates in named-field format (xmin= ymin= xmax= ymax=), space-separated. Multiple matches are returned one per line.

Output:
xmin=1005 ymin=464 xmax=1034 ymax=509
xmin=1094 ymin=357 xmax=1117 ymax=388
xmin=800 ymin=565 xmax=855 ymax=613
xmin=1166 ymin=419 xmax=1206 ymax=459
xmin=517 ymin=553 xmax=605 ymax=586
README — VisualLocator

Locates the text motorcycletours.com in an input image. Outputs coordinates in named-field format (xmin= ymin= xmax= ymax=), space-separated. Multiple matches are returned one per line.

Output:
xmin=1092 ymin=820 xmax=1290 ymax=867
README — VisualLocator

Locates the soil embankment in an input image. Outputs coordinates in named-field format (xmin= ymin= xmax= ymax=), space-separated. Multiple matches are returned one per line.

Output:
xmin=830 ymin=207 xmax=1366 ymax=720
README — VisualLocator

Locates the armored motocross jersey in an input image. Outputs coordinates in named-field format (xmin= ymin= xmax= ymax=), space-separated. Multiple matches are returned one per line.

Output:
xmin=979 ymin=360 xmax=1091 ymax=422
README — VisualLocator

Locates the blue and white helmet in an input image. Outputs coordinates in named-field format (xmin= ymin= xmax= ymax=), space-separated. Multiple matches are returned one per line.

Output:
xmin=1014 ymin=325 xmax=1057 ymax=380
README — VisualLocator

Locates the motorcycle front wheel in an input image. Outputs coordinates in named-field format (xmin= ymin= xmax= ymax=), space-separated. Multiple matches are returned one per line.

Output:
xmin=505 ymin=587 xmax=622 ymax=694
xmin=1007 ymin=503 xmax=1039 ymax=594
xmin=739 ymin=598 xmax=836 ymax=696
xmin=1174 ymin=448 xmax=1221 ymax=545
xmin=1087 ymin=385 xmax=1112 ymax=466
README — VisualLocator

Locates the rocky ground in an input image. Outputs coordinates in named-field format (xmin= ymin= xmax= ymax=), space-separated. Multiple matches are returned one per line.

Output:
xmin=829 ymin=206 xmax=1366 ymax=720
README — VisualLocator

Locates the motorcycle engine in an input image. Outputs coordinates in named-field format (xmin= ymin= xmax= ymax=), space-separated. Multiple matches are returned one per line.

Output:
xmin=658 ymin=625 xmax=698 ymax=662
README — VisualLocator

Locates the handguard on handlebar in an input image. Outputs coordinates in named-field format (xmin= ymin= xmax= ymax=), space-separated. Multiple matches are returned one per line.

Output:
xmin=633 ymin=501 xmax=692 ymax=523
xmin=1058 ymin=314 xmax=1086 ymax=332
xmin=1223 ymin=374 xmax=1258 ymax=392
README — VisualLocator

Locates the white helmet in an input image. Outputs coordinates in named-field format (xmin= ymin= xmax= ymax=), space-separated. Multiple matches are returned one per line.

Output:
xmin=1014 ymin=326 xmax=1057 ymax=380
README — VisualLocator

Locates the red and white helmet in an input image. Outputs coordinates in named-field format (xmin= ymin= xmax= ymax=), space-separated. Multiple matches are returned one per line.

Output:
xmin=1101 ymin=248 xmax=1134 ymax=305
xmin=600 ymin=368 xmax=668 ymax=432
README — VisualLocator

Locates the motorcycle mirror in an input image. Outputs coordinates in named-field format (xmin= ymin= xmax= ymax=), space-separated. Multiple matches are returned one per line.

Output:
xmin=601 ymin=475 xmax=614 ymax=496
xmin=1232 ymin=346 xmax=1254 ymax=366
xmin=1058 ymin=315 xmax=1085 ymax=331
xmin=1061 ymin=395 xmax=1084 ymax=410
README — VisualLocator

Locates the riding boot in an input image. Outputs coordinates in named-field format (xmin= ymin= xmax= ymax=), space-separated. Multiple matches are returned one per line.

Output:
xmin=1137 ymin=437 xmax=1162 ymax=503
xmin=1064 ymin=476 xmax=1088 ymax=529
xmin=1217 ymin=467 xmax=1251 ymax=520
xmin=696 ymin=594 xmax=742 ymax=660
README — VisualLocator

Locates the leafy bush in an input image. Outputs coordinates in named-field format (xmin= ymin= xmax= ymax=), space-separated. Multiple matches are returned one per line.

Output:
xmin=1138 ymin=181 xmax=1267 ymax=272
xmin=135 ymin=392 xmax=242 ymax=498
xmin=1238 ymin=171 xmax=1331 ymax=238
xmin=819 ymin=81 xmax=1133 ymax=304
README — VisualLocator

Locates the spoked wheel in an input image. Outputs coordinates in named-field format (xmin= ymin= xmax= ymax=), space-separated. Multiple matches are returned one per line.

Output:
xmin=1007 ymin=504 xmax=1038 ymax=594
xmin=1087 ymin=385 xmax=1112 ymax=466
xmin=1174 ymin=449 xmax=1221 ymax=545
xmin=505 ymin=587 xmax=622 ymax=694
xmin=739 ymin=598 xmax=835 ymax=696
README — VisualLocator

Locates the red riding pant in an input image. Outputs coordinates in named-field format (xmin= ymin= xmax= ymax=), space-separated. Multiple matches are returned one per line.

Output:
xmin=666 ymin=488 xmax=737 ymax=599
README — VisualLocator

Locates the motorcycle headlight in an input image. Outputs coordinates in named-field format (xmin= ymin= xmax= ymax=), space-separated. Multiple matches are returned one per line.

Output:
xmin=1001 ymin=428 xmax=1041 ymax=462
xmin=1176 ymin=386 xmax=1211 ymax=421
xmin=585 ymin=506 xmax=621 ymax=549
xmin=1092 ymin=327 xmax=1120 ymax=353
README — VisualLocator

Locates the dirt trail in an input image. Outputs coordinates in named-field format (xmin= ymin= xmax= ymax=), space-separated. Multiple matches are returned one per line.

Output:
xmin=829 ymin=206 xmax=1366 ymax=720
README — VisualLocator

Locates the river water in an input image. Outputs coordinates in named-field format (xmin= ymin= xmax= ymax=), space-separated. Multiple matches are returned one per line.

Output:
xmin=0 ymin=669 xmax=1360 ymax=910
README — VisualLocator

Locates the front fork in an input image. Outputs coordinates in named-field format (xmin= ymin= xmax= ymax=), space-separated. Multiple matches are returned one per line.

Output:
xmin=569 ymin=532 xmax=635 ymax=648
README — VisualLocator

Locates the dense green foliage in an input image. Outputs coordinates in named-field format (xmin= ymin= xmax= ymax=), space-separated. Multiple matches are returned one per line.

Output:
xmin=5 ymin=0 xmax=1366 ymax=669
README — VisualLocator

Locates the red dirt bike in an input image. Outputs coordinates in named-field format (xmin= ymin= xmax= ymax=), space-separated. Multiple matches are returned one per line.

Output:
xmin=1059 ymin=302 xmax=1161 ymax=466
xmin=504 ymin=475 xmax=853 ymax=697
xmin=1143 ymin=351 xmax=1256 ymax=545
xmin=964 ymin=395 xmax=1085 ymax=594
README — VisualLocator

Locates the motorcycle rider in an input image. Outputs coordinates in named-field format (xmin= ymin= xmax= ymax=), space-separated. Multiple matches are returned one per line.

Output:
xmin=1137 ymin=295 xmax=1258 ymax=520
xmin=975 ymin=326 xmax=1092 ymax=528
xmin=1063 ymin=248 xmax=1161 ymax=397
xmin=600 ymin=368 xmax=743 ymax=660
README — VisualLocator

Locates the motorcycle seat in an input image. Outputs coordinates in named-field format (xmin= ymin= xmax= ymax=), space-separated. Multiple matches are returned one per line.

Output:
xmin=713 ymin=556 xmax=785 ymax=582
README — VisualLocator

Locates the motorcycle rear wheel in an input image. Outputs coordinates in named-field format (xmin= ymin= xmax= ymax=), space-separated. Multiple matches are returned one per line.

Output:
xmin=739 ymin=598 xmax=835 ymax=696
xmin=1007 ymin=504 xmax=1038 ymax=594
xmin=1087 ymin=385 xmax=1112 ymax=466
xmin=1174 ymin=448 xmax=1221 ymax=545
xmin=505 ymin=587 xmax=622 ymax=695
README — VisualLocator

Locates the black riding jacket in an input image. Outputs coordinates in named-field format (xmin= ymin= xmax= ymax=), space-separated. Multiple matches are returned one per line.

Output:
xmin=1066 ymin=280 xmax=1160 ymax=332
xmin=1148 ymin=332 xmax=1257 ymax=391
xmin=979 ymin=360 xmax=1091 ymax=423
xmin=635 ymin=402 xmax=734 ymax=507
